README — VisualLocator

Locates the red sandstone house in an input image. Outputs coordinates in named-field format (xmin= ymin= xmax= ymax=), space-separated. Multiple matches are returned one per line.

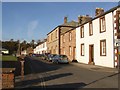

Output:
xmin=47 ymin=17 xmax=78 ymax=58
xmin=60 ymin=16 xmax=92 ymax=62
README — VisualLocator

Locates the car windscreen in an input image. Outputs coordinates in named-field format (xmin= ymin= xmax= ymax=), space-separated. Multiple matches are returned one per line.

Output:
xmin=60 ymin=55 xmax=67 ymax=59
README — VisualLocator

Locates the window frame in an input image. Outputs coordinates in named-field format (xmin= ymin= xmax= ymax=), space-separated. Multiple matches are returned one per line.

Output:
xmin=69 ymin=32 xmax=72 ymax=41
xmin=63 ymin=35 xmax=65 ymax=43
xmin=100 ymin=16 xmax=106 ymax=33
xmin=100 ymin=39 xmax=106 ymax=56
xmin=56 ymin=30 xmax=57 ymax=38
xmin=80 ymin=26 xmax=84 ymax=38
xmin=69 ymin=46 xmax=72 ymax=56
xmin=81 ymin=43 xmax=84 ymax=56
xmin=51 ymin=33 xmax=53 ymax=41
xmin=89 ymin=22 xmax=93 ymax=36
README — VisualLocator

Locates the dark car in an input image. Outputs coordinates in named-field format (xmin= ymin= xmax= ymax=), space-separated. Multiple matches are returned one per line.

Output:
xmin=52 ymin=55 xmax=69 ymax=64
xmin=39 ymin=54 xmax=48 ymax=60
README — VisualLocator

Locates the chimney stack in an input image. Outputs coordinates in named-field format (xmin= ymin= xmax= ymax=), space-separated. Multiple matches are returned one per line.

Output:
xmin=78 ymin=15 xmax=92 ymax=24
xmin=64 ymin=16 xmax=67 ymax=23
xmin=95 ymin=8 xmax=104 ymax=16
xmin=78 ymin=15 xmax=82 ymax=24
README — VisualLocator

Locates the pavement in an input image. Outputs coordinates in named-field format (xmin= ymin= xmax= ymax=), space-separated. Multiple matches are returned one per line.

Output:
xmin=70 ymin=62 xmax=119 ymax=73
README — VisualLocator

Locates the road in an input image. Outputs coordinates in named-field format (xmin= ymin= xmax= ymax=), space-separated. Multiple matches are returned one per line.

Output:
xmin=15 ymin=56 xmax=119 ymax=90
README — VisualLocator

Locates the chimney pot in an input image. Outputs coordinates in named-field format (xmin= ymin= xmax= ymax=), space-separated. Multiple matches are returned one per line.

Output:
xmin=64 ymin=16 xmax=67 ymax=23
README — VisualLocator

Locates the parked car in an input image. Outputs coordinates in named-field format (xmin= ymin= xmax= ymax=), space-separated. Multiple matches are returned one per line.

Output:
xmin=39 ymin=54 xmax=47 ymax=60
xmin=52 ymin=55 xmax=69 ymax=64
xmin=47 ymin=54 xmax=57 ymax=62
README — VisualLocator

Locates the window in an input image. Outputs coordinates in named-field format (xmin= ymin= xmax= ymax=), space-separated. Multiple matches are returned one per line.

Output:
xmin=69 ymin=46 xmax=72 ymax=56
xmin=80 ymin=26 xmax=84 ymax=38
xmin=69 ymin=32 xmax=72 ymax=41
xmin=63 ymin=47 xmax=65 ymax=55
xmin=56 ymin=30 xmax=57 ymax=38
xmin=81 ymin=44 xmax=84 ymax=56
xmin=51 ymin=34 xmax=53 ymax=41
xmin=63 ymin=35 xmax=65 ymax=43
xmin=100 ymin=40 xmax=106 ymax=56
xmin=43 ymin=43 xmax=45 ymax=48
xmin=100 ymin=16 xmax=106 ymax=33
xmin=89 ymin=22 xmax=93 ymax=36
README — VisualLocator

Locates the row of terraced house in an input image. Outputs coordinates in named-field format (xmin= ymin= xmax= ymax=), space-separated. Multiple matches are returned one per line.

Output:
xmin=34 ymin=5 xmax=120 ymax=68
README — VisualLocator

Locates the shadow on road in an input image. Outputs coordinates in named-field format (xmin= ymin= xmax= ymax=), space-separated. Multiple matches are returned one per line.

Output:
xmin=15 ymin=72 xmax=87 ymax=90
xmin=1 ymin=56 xmax=63 ymax=76
xmin=30 ymin=82 xmax=86 ymax=90
xmin=24 ymin=56 xmax=62 ymax=75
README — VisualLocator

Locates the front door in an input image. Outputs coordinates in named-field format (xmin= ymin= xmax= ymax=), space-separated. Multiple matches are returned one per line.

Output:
xmin=89 ymin=45 xmax=94 ymax=65
xmin=73 ymin=47 xmax=76 ymax=60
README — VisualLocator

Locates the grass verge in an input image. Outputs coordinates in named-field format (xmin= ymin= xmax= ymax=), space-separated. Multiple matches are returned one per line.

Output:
xmin=0 ymin=55 xmax=17 ymax=61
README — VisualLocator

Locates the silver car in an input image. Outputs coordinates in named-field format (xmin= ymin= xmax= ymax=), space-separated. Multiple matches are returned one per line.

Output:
xmin=52 ymin=55 xmax=69 ymax=64
xmin=47 ymin=54 xmax=57 ymax=62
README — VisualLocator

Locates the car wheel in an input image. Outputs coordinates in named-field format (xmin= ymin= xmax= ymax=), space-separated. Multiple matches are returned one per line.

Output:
xmin=56 ymin=60 xmax=59 ymax=64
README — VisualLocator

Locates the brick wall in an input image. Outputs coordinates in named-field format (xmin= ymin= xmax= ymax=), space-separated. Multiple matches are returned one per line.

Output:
xmin=60 ymin=29 xmax=76 ymax=61
xmin=47 ymin=27 xmax=60 ymax=54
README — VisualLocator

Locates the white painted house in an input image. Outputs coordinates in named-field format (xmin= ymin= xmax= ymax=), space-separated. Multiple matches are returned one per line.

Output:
xmin=76 ymin=5 xmax=120 ymax=68
xmin=34 ymin=41 xmax=47 ymax=54
xmin=21 ymin=50 xmax=27 ymax=55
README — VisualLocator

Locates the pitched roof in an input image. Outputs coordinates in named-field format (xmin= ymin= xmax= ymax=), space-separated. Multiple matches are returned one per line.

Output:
xmin=59 ymin=20 xmax=78 ymax=27
xmin=76 ymin=5 xmax=120 ymax=28
xmin=47 ymin=20 xmax=78 ymax=35
xmin=60 ymin=20 xmax=78 ymax=34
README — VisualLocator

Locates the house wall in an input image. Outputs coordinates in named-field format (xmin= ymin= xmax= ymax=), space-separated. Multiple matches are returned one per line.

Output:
xmin=114 ymin=8 xmax=120 ymax=67
xmin=76 ymin=12 xmax=115 ymax=68
xmin=21 ymin=50 xmax=27 ymax=55
xmin=60 ymin=29 xmax=76 ymax=61
xmin=1 ymin=50 xmax=9 ymax=54
xmin=34 ymin=42 xmax=47 ymax=54
xmin=47 ymin=27 xmax=60 ymax=54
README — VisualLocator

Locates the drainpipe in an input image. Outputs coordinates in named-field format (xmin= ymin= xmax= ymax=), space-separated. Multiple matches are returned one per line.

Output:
xmin=112 ymin=11 xmax=115 ymax=68
xmin=58 ymin=27 xmax=61 ymax=54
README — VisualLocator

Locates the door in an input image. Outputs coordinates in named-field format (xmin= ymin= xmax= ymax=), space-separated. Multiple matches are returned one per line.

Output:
xmin=73 ymin=47 xmax=76 ymax=60
xmin=89 ymin=45 xmax=94 ymax=64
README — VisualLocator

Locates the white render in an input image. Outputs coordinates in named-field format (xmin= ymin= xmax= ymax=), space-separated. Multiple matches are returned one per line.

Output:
xmin=76 ymin=11 xmax=118 ymax=68
xmin=34 ymin=41 xmax=47 ymax=54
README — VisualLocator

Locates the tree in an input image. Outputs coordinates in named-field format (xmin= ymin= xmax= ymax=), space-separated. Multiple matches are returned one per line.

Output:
xmin=21 ymin=40 xmax=27 ymax=50
xmin=30 ymin=40 xmax=35 ymax=48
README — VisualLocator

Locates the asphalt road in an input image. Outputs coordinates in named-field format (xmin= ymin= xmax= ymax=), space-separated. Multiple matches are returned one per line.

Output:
xmin=15 ymin=56 xmax=119 ymax=90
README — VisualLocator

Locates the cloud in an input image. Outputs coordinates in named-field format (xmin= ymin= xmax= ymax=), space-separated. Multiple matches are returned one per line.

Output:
xmin=27 ymin=20 xmax=39 ymax=39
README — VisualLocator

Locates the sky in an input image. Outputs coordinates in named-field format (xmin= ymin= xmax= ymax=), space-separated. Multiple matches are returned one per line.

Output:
xmin=2 ymin=2 xmax=119 ymax=42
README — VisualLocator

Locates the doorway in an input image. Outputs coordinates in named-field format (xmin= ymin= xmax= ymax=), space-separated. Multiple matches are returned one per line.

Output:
xmin=89 ymin=45 xmax=95 ymax=65
xmin=73 ymin=47 xmax=76 ymax=60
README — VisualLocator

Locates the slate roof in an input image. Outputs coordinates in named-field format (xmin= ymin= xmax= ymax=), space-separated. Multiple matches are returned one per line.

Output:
xmin=76 ymin=5 xmax=120 ymax=28
xmin=47 ymin=20 xmax=78 ymax=35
